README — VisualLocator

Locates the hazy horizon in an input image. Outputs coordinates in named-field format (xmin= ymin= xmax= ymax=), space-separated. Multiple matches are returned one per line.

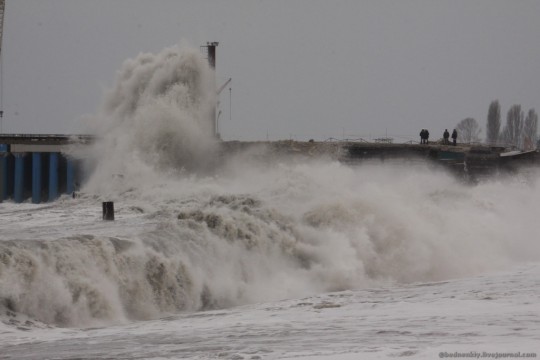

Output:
xmin=2 ymin=0 xmax=540 ymax=142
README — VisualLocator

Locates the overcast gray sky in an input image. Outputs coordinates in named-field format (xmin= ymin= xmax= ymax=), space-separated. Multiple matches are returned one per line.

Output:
xmin=2 ymin=0 xmax=540 ymax=141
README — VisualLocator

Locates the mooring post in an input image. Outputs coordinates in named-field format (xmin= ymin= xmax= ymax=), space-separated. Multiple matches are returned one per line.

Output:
xmin=102 ymin=201 xmax=114 ymax=221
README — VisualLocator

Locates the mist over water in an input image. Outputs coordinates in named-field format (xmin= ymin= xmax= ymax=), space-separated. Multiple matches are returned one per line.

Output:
xmin=1 ymin=46 xmax=540 ymax=328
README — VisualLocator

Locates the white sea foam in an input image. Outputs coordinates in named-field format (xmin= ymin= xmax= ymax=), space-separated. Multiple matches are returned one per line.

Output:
xmin=1 ymin=45 xmax=540 ymax=328
xmin=1 ymin=160 xmax=539 ymax=327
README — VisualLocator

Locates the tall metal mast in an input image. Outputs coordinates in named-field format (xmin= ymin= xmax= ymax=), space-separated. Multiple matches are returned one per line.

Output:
xmin=200 ymin=42 xmax=219 ymax=138
xmin=201 ymin=42 xmax=231 ymax=139
xmin=206 ymin=42 xmax=219 ymax=138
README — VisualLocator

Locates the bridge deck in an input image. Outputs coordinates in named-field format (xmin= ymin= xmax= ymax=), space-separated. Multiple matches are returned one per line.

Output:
xmin=0 ymin=134 xmax=94 ymax=145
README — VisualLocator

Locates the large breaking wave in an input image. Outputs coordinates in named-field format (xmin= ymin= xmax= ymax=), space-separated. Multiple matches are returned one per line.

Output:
xmin=80 ymin=44 xmax=218 ymax=196
xmin=1 ymin=45 xmax=540 ymax=328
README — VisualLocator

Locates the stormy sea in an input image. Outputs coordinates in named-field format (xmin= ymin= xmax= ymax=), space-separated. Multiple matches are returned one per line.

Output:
xmin=1 ymin=46 xmax=539 ymax=359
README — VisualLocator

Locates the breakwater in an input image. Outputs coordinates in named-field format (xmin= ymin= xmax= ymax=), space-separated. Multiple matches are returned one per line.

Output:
xmin=221 ymin=140 xmax=539 ymax=179
xmin=1 ymin=134 xmax=538 ymax=203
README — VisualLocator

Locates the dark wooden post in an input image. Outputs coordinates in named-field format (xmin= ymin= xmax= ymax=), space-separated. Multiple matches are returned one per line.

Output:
xmin=102 ymin=201 xmax=114 ymax=221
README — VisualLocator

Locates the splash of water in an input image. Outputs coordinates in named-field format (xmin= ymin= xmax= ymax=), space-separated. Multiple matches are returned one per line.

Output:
xmin=81 ymin=44 xmax=218 ymax=197
xmin=2 ymin=161 xmax=540 ymax=327
xmin=1 ymin=46 xmax=540 ymax=328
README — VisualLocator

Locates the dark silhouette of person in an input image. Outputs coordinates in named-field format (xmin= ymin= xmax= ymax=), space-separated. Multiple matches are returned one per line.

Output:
xmin=425 ymin=129 xmax=430 ymax=145
xmin=451 ymin=129 xmax=457 ymax=146
xmin=443 ymin=129 xmax=450 ymax=144
xmin=419 ymin=129 xmax=425 ymax=144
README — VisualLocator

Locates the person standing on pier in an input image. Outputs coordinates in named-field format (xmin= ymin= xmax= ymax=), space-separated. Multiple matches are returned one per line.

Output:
xmin=419 ymin=129 xmax=425 ymax=144
xmin=425 ymin=129 xmax=430 ymax=145
xmin=451 ymin=129 xmax=458 ymax=146
xmin=443 ymin=129 xmax=450 ymax=145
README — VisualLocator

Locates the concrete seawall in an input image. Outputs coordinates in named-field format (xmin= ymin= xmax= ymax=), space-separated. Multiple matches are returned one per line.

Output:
xmin=220 ymin=140 xmax=540 ymax=180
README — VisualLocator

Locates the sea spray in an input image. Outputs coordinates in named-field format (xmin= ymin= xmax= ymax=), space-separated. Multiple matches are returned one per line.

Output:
xmin=2 ymin=162 xmax=540 ymax=327
xmin=2 ymin=45 xmax=540 ymax=328
xmin=82 ymin=44 xmax=218 ymax=197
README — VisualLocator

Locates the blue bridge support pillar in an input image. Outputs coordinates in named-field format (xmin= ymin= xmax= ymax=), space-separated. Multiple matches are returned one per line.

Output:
xmin=0 ymin=154 xmax=7 ymax=202
xmin=32 ymin=152 xmax=42 ymax=204
xmin=14 ymin=153 xmax=26 ymax=203
xmin=66 ymin=156 xmax=75 ymax=195
xmin=49 ymin=152 xmax=59 ymax=202
xmin=0 ymin=144 xmax=9 ymax=202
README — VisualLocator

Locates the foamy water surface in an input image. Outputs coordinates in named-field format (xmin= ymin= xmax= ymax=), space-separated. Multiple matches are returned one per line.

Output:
xmin=1 ymin=45 xmax=539 ymax=358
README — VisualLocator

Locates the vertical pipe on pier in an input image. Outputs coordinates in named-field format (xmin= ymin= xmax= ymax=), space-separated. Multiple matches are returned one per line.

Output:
xmin=49 ymin=152 xmax=59 ymax=201
xmin=13 ymin=153 xmax=25 ymax=203
xmin=32 ymin=152 xmax=41 ymax=203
